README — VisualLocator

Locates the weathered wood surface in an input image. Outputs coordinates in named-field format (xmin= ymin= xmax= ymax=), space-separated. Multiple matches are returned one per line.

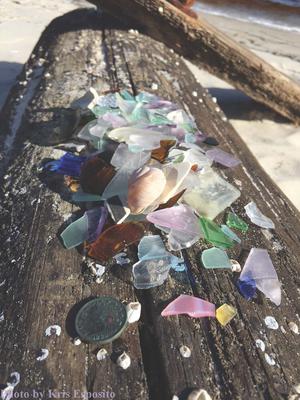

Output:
xmin=91 ymin=0 xmax=300 ymax=125
xmin=0 ymin=8 xmax=300 ymax=400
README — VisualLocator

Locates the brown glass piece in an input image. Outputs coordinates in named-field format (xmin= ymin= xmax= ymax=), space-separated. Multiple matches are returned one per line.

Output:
xmin=80 ymin=155 xmax=115 ymax=195
xmin=88 ymin=221 xmax=150 ymax=262
xmin=157 ymin=189 xmax=186 ymax=210
xmin=64 ymin=176 xmax=80 ymax=192
xmin=151 ymin=140 xmax=176 ymax=162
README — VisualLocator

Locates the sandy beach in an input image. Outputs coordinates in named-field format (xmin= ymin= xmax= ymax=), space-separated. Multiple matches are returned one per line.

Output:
xmin=0 ymin=0 xmax=299 ymax=209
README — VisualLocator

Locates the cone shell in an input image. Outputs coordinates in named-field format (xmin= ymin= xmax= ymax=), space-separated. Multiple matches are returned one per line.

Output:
xmin=128 ymin=166 xmax=166 ymax=214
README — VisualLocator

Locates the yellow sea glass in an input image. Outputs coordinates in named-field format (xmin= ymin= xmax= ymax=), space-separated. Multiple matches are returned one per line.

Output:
xmin=216 ymin=304 xmax=237 ymax=326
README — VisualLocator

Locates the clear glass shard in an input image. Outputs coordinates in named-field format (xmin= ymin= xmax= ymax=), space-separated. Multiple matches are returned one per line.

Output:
xmin=161 ymin=294 xmax=215 ymax=318
xmin=206 ymin=148 xmax=241 ymax=168
xmin=239 ymin=248 xmax=281 ymax=305
xmin=244 ymin=201 xmax=275 ymax=229
xmin=220 ymin=225 xmax=241 ymax=244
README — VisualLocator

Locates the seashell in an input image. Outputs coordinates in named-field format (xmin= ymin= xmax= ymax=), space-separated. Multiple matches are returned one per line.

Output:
xmin=288 ymin=322 xmax=299 ymax=335
xmin=188 ymin=389 xmax=212 ymax=400
xmin=116 ymin=352 xmax=131 ymax=369
xmin=36 ymin=349 xmax=49 ymax=361
xmin=73 ymin=337 xmax=82 ymax=346
xmin=179 ymin=345 xmax=191 ymax=358
xmin=45 ymin=324 xmax=61 ymax=337
xmin=127 ymin=166 xmax=166 ymax=214
xmin=96 ymin=348 xmax=108 ymax=361
xmin=126 ymin=302 xmax=141 ymax=323
xmin=230 ymin=259 xmax=241 ymax=272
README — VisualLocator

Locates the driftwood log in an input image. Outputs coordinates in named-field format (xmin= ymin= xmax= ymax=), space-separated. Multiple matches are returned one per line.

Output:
xmin=90 ymin=0 xmax=300 ymax=125
xmin=1 ymin=8 xmax=300 ymax=400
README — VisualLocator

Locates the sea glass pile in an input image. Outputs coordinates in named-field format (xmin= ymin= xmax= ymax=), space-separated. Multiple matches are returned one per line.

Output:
xmin=44 ymin=89 xmax=280 ymax=326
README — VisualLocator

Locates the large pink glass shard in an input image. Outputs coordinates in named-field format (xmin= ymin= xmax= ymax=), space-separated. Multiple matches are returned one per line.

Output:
xmin=239 ymin=248 xmax=281 ymax=306
xmin=161 ymin=294 xmax=215 ymax=318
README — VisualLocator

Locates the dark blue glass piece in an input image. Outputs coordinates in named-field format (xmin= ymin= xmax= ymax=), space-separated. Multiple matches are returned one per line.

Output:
xmin=237 ymin=277 xmax=256 ymax=300
xmin=45 ymin=153 xmax=87 ymax=178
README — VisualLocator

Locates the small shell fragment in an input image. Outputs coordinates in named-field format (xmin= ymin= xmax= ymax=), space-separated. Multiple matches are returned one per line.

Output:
xmin=230 ymin=259 xmax=241 ymax=272
xmin=117 ymin=352 xmax=131 ymax=369
xmin=96 ymin=348 xmax=108 ymax=361
xmin=45 ymin=325 xmax=62 ymax=337
xmin=179 ymin=345 xmax=191 ymax=358
xmin=264 ymin=316 xmax=279 ymax=330
xmin=288 ymin=322 xmax=299 ymax=335
xmin=255 ymin=339 xmax=265 ymax=352
xmin=188 ymin=389 xmax=212 ymax=400
xmin=264 ymin=353 xmax=276 ymax=366
xmin=37 ymin=349 xmax=49 ymax=361
xmin=126 ymin=302 xmax=141 ymax=323
xmin=73 ymin=337 xmax=82 ymax=346
xmin=7 ymin=372 xmax=20 ymax=387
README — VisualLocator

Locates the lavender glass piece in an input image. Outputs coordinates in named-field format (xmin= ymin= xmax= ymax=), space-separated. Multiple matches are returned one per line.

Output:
xmin=86 ymin=207 xmax=108 ymax=243
xmin=206 ymin=148 xmax=241 ymax=168
xmin=44 ymin=153 xmax=87 ymax=178
xmin=161 ymin=294 xmax=216 ymax=318
xmin=102 ymin=112 xmax=128 ymax=128
xmin=239 ymin=248 xmax=281 ymax=305
xmin=244 ymin=201 xmax=275 ymax=229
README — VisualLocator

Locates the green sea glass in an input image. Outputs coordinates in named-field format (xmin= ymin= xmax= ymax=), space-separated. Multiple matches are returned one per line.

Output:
xmin=199 ymin=217 xmax=234 ymax=249
xmin=220 ymin=225 xmax=241 ymax=244
xmin=226 ymin=212 xmax=248 ymax=233
xmin=61 ymin=214 xmax=88 ymax=249
xmin=201 ymin=247 xmax=232 ymax=269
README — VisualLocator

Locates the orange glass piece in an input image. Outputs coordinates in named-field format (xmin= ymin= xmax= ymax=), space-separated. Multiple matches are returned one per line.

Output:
xmin=65 ymin=176 xmax=80 ymax=192
xmin=80 ymin=155 xmax=115 ymax=195
xmin=151 ymin=140 xmax=176 ymax=162
xmin=88 ymin=221 xmax=150 ymax=262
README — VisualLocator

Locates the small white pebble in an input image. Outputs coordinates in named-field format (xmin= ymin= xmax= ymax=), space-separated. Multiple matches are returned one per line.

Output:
xmin=264 ymin=353 xmax=276 ymax=366
xmin=151 ymin=83 xmax=158 ymax=90
xmin=199 ymin=98 xmax=203 ymax=103
xmin=158 ymin=6 xmax=164 ymax=13
xmin=288 ymin=322 xmax=299 ymax=335
xmin=179 ymin=345 xmax=191 ymax=358
xmin=192 ymin=91 xmax=198 ymax=97
xmin=292 ymin=383 xmax=300 ymax=394
xmin=255 ymin=339 xmax=265 ymax=352
xmin=230 ymin=259 xmax=241 ymax=272
xmin=188 ymin=389 xmax=212 ymax=400
xmin=73 ymin=337 xmax=81 ymax=346
xmin=96 ymin=348 xmax=108 ymax=361
xmin=117 ymin=352 xmax=131 ymax=369
xmin=36 ymin=348 xmax=49 ymax=361
xmin=264 ymin=316 xmax=279 ymax=330
xmin=126 ymin=302 xmax=141 ymax=323
xmin=172 ymin=396 xmax=179 ymax=400
xmin=212 ymin=97 xmax=217 ymax=103
xmin=215 ymin=107 xmax=220 ymax=112
xmin=0 ymin=311 xmax=4 ymax=322
xmin=280 ymin=325 xmax=287 ymax=334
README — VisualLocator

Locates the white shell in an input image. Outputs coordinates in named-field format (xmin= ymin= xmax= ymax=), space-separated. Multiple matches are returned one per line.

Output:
xmin=188 ymin=389 xmax=212 ymax=400
xmin=117 ymin=352 xmax=131 ymax=369
xmin=73 ymin=337 xmax=82 ymax=346
xmin=96 ymin=348 xmax=108 ymax=361
xmin=288 ymin=322 xmax=299 ymax=335
xmin=126 ymin=302 xmax=141 ymax=323
xmin=172 ymin=396 xmax=179 ymax=400
xmin=255 ymin=339 xmax=265 ymax=352
xmin=264 ymin=316 xmax=279 ymax=330
xmin=264 ymin=353 xmax=276 ymax=366
xmin=179 ymin=345 xmax=191 ymax=358
xmin=45 ymin=324 xmax=61 ymax=337
xmin=230 ymin=259 xmax=241 ymax=272
xmin=36 ymin=349 xmax=49 ymax=361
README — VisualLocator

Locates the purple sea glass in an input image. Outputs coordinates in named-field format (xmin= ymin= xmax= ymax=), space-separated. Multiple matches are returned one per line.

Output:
xmin=161 ymin=294 xmax=216 ymax=318
xmin=206 ymin=148 xmax=241 ymax=168
xmin=86 ymin=207 xmax=108 ymax=243
xmin=239 ymin=248 xmax=281 ymax=306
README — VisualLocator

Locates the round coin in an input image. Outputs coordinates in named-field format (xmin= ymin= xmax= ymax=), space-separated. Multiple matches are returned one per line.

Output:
xmin=75 ymin=297 xmax=128 ymax=343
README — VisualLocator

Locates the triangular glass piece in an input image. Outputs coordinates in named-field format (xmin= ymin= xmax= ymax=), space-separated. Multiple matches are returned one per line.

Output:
xmin=206 ymin=148 xmax=241 ymax=168
xmin=239 ymin=248 xmax=281 ymax=305
xmin=244 ymin=202 xmax=275 ymax=229
xmin=161 ymin=294 xmax=215 ymax=318
xmin=201 ymin=247 xmax=232 ymax=269
xmin=199 ymin=217 xmax=235 ymax=249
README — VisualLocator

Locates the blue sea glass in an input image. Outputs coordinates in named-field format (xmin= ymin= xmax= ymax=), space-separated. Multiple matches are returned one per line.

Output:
xmin=45 ymin=153 xmax=87 ymax=178
xmin=237 ymin=277 xmax=256 ymax=300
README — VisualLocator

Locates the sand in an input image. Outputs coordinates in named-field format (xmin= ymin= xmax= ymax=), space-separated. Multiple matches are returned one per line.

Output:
xmin=0 ymin=1 xmax=299 ymax=210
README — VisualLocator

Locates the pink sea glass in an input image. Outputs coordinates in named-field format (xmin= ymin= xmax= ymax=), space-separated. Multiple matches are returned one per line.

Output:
xmin=206 ymin=148 xmax=241 ymax=168
xmin=161 ymin=294 xmax=216 ymax=318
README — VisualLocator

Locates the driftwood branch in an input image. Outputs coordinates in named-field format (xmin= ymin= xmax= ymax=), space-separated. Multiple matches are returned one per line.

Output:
xmin=94 ymin=0 xmax=300 ymax=124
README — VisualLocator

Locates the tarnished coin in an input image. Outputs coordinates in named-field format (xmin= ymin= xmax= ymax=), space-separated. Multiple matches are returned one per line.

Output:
xmin=75 ymin=297 xmax=128 ymax=343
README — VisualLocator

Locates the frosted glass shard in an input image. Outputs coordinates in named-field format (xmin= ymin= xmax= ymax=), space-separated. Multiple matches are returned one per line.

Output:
xmin=89 ymin=120 xmax=111 ymax=138
xmin=201 ymin=248 xmax=232 ymax=269
xmin=180 ymin=168 xmax=240 ymax=219
xmin=158 ymin=162 xmax=191 ymax=204
xmin=169 ymin=144 xmax=212 ymax=170
xmin=239 ymin=248 xmax=281 ymax=305
xmin=127 ymin=166 xmax=166 ymax=214
xmin=86 ymin=207 xmax=108 ymax=243
xmin=72 ymin=192 xmax=102 ymax=202
xmin=216 ymin=304 xmax=237 ymax=326
xmin=161 ymin=294 xmax=215 ymax=318
xmin=77 ymin=120 xmax=110 ymax=151
xmin=147 ymin=205 xmax=200 ymax=235
xmin=168 ymin=228 xmax=201 ymax=251
xmin=244 ymin=202 xmax=275 ymax=229
xmin=137 ymin=235 xmax=169 ymax=260
xmin=199 ymin=217 xmax=234 ymax=249
xmin=107 ymin=127 xmax=173 ymax=151
xmin=61 ymin=214 xmax=89 ymax=249
xmin=102 ymin=112 xmax=127 ymax=128
xmin=206 ymin=148 xmax=241 ymax=168
xmin=220 ymin=225 xmax=241 ymax=244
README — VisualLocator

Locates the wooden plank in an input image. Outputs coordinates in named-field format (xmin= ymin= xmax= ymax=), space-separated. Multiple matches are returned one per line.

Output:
xmin=0 ymin=10 xmax=148 ymax=400
xmin=0 ymin=8 xmax=300 ymax=400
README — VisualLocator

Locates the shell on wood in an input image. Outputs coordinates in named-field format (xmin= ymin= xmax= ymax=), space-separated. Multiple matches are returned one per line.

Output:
xmin=127 ymin=166 xmax=166 ymax=214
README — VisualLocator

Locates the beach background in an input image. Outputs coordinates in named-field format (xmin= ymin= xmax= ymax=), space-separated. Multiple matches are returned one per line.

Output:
xmin=0 ymin=0 xmax=299 ymax=209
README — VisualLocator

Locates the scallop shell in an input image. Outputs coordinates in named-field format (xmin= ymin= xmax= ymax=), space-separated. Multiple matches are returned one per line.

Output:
xmin=128 ymin=166 xmax=166 ymax=214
